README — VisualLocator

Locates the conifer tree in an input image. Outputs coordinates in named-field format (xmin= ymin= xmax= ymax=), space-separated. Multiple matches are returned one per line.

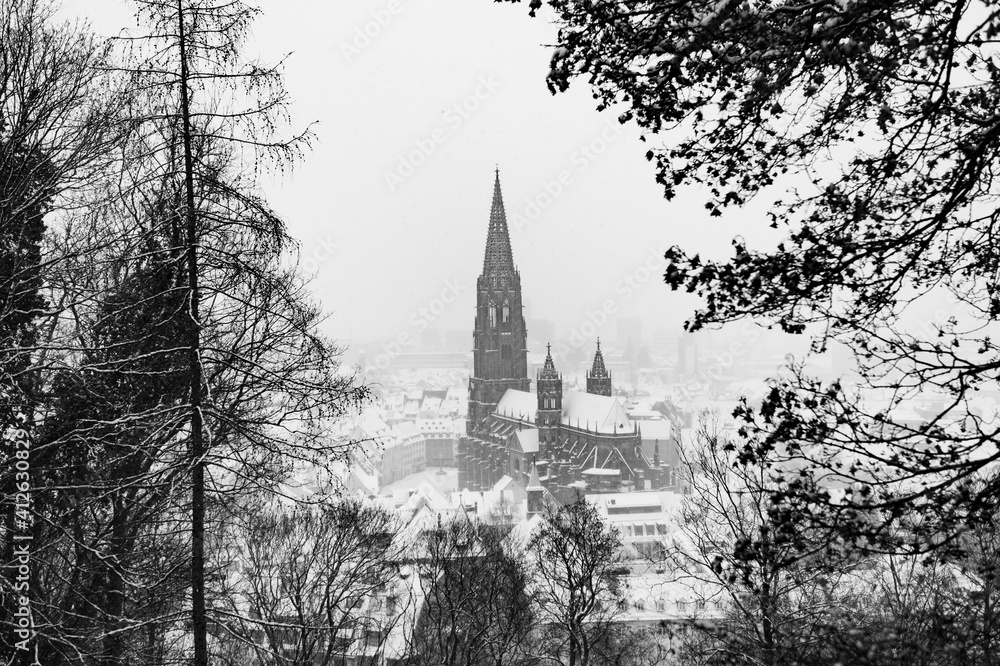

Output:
xmin=108 ymin=3 xmax=367 ymax=662
xmin=0 ymin=2 xmax=121 ymax=662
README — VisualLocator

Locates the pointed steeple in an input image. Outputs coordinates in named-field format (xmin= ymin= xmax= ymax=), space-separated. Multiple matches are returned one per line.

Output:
xmin=586 ymin=338 xmax=613 ymax=397
xmin=539 ymin=343 xmax=559 ymax=380
xmin=466 ymin=168 xmax=531 ymax=458
xmin=482 ymin=169 xmax=516 ymax=278
xmin=590 ymin=338 xmax=609 ymax=378
xmin=526 ymin=462 xmax=543 ymax=490
xmin=537 ymin=341 xmax=563 ymax=421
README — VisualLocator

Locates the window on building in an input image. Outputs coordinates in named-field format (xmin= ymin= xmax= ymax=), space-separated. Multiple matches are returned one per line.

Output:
xmin=502 ymin=299 xmax=510 ymax=324
xmin=635 ymin=599 xmax=645 ymax=611
xmin=696 ymin=599 xmax=706 ymax=610
xmin=657 ymin=600 xmax=666 ymax=611
xmin=488 ymin=301 xmax=497 ymax=327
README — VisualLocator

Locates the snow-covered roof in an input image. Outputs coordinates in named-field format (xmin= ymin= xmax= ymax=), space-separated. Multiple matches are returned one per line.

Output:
xmin=561 ymin=391 xmax=632 ymax=434
xmin=496 ymin=389 xmax=537 ymax=421
xmin=514 ymin=429 xmax=539 ymax=453
xmin=638 ymin=419 xmax=672 ymax=440
xmin=389 ymin=421 xmax=421 ymax=443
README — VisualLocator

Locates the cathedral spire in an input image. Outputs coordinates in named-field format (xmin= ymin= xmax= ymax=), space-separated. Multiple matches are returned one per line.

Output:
xmin=467 ymin=169 xmax=530 ymax=447
xmin=482 ymin=169 xmax=515 ymax=278
xmin=539 ymin=342 xmax=559 ymax=380
xmin=590 ymin=338 xmax=609 ymax=378
xmin=586 ymin=338 xmax=612 ymax=396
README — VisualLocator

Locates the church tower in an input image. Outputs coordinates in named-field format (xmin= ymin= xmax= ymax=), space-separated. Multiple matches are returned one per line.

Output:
xmin=467 ymin=170 xmax=530 ymax=436
xmin=586 ymin=338 xmax=613 ymax=396
xmin=536 ymin=344 xmax=562 ymax=427
xmin=535 ymin=343 xmax=562 ymax=480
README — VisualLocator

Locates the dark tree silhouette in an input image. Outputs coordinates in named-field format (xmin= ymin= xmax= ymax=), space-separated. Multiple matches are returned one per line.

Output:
xmin=0 ymin=1 xmax=122 ymax=662
xmin=669 ymin=413 xmax=857 ymax=666
xmin=109 ymin=3 xmax=367 ymax=663
xmin=407 ymin=516 xmax=536 ymax=666
xmin=529 ymin=499 xmax=628 ymax=666
xmin=216 ymin=498 xmax=406 ymax=666
xmin=501 ymin=0 xmax=1000 ymax=552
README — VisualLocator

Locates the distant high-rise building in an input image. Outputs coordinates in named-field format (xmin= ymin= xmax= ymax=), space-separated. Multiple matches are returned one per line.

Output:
xmin=444 ymin=328 xmax=470 ymax=353
xmin=526 ymin=317 xmax=555 ymax=347
xmin=651 ymin=326 xmax=678 ymax=356
xmin=677 ymin=333 xmax=698 ymax=377
xmin=617 ymin=317 xmax=643 ymax=349
xmin=418 ymin=326 xmax=445 ymax=351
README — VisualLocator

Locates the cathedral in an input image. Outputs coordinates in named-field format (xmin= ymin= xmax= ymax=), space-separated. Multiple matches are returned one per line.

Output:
xmin=458 ymin=172 xmax=668 ymax=500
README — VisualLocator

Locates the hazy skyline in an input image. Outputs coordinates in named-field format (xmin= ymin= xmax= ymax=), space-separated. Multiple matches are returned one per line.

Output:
xmin=61 ymin=0 xmax=775 ymax=350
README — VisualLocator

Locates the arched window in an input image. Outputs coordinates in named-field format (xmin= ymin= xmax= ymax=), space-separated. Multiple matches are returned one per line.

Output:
xmin=488 ymin=300 xmax=497 ymax=328
xmin=501 ymin=299 xmax=510 ymax=324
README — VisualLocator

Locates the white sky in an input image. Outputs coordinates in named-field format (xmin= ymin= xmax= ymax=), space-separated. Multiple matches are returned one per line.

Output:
xmin=60 ymin=0 xmax=772 ymax=349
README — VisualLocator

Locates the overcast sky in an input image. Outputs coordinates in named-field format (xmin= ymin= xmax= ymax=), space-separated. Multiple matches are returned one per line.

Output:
xmin=61 ymin=0 xmax=775 ymax=350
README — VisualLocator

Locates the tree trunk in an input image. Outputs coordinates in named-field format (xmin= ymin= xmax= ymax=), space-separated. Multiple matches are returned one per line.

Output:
xmin=175 ymin=2 xmax=207 ymax=664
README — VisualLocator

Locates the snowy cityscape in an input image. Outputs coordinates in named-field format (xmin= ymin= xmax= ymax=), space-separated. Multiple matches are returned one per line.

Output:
xmin=4 ymin=0 xmax=1000 ymax=665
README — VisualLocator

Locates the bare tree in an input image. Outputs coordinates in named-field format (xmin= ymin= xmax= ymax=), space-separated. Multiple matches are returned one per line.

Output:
xmin=499 ymin=0 xmax=1000 ymax=553
xmin=529 ymin=498 xmax=628 ymax=666
xmin=214 ymin=497 xmax=406 ymax=666
xmin=406 ymin=515 xmax=536 ymax=666
xmin=29 ymin=218 xmax=190 ymax=666
xmin=819 ymin=508 xmax=1000 ymax=666
xmin=668 ymin=413 xmax=854 ymax=666
xmin=0 ymin=0 xmax=367 ymax=662
xmin=104 ymin=3 xmax=367 ymax=663
xmin=0 ymin=1 xmax=125 ymax=662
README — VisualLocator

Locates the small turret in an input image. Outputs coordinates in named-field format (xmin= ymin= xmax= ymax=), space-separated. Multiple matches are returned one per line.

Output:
xmin=586 ymin=338 xmax=613 ymax=396
xmin=536 ymin=343 xmax=563 ymax=426
xmin=526 ymin=463 xmax=545 ymax=517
